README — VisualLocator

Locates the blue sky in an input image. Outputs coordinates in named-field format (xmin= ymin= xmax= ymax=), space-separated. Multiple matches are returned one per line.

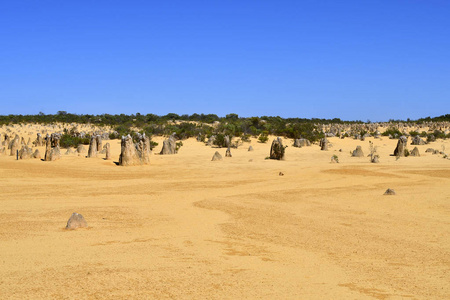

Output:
xmin=1 ymin=1 xmax=449 ymax=121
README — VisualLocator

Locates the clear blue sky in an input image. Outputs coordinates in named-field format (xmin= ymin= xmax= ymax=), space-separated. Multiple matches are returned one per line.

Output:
xmin=1 ymin=1 xmax=449 ymax=121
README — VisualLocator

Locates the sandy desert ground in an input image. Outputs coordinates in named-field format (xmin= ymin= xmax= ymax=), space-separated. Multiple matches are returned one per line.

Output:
xmin=0 ymin=129 xmax=449 ymax=299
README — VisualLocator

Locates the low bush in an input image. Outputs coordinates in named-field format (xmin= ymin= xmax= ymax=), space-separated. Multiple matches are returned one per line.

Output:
xmin=382 ymin=127 xmax=402 ymax=137
xmin=150 ymin=141 xmax=158 ymax=150
xmin=176 ymin=141 xmax=183 ymax=152
xmin=213 ymin=134 xmax=228 ymax=148
xmin=241 ymin=134 xmax=251 ymax=142
xmin=258 ymin=133 xmax=269 ymax=143
xmin=60 ymin=134 xmax=90 ymax=148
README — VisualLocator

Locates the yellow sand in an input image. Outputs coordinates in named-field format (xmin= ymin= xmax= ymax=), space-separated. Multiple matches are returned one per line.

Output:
xmin=0 ymin=132 xmax=449 ymax=299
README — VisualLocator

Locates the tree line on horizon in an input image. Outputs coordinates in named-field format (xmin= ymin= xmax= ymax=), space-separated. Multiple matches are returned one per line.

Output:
xmin=1 ymin=111 xmax=448 ymax=125
xmin=1 ymin=112 xmax=448 ymax=146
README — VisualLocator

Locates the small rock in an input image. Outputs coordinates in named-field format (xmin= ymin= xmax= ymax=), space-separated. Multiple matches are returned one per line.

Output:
xmin=384 ymin=189 xmax=396 ymax=195
xmin=66 ymin=213 xmax=88 ymax=229
xmin=212 ymin=151 xmax=223 ymax=161
xmin=225 ymin=147 xmax=232 ymax=157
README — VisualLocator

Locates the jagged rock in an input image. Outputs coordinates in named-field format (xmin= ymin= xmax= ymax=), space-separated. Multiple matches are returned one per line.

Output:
xmin=105 ymin=142 xmax=111 ymax=160
xmin=99 ymin=142 xmax=107 ymax=154
xmin=119 ymin=135 xmax=139 ymax=166
xmin=96 ymin=135 xmax=102 ymax=152
xmin=44 ymin=135 xmax=51 ymax=160
xmin=270 ymin=137 xmax=285 ymax=160
xmin=101 ymin=132 xmax=110 ymax=140
xmin=294 ymin=138 xmax=310 ymax=148
xmin=206 ymin=135 xmax=216 ymax=146
xmin=393 ymin=136 xmax=408 ymax=157
xmin=248 ymin=145 xmax=254 ymax=151
xmin=384 ymin=189 xmax=396 ymax=195
xmin=9 ymin=135 xmax=20 ymax=156
xmin=225 ymin=147 xmax=232 ymax=157
xmin=410 ymin=147 xmax=420 ymax=157
xmin=47 ymin=147 xmax=61 ymax=161
xmin=19 ymin=145 xmax=33 ymax=159
xmin=411 ymin=136 xmax=425 ymax=145
xmin=65 ymin=213 xmax=88 ymax=229
xmin=319 ymin=137 xmax=328 ymax=151
xmin=34 ymin=133 xmax=43 ymax=146
xmin=32 ymin=149 xmax=41 ymax=159
xmin=5 ymin=135 xmax=11 ymax=147
xmin=352 ymin=146 xmax=364 ymax=157
xmin=87 ymin=135 xmax=97 ymax=158
xmin=51 ymin=133 xmax=61 ymax=148
xmin=211 ymin=151 xmax=222 ymax=161
xmin=44 ymin=134 xmax=61 ymax=161
xmin=136 ymin=134 xmax=151 ymax=164
xmin=425 ymin=148 xmax=434 ymax=153
xmin=119 ymin=134 xmax=150 ymax=166
xmin=224 ymin=135 xmax=231 ymax=148
xmin=371 ymin=155 xmax=380 ymax=163
xmin=77 ymin=144 xmax=86 ymax=154
xmin=160 ymin=135 xmax=177 ymax=155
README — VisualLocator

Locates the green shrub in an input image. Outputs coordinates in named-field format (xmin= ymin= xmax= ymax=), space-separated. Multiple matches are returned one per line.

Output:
xmin=433 ymin=130 xmax=446 ymax=139
xmin=150 ymin=141 xmax=158 ymax=150
xmin=382 ymin=127 xmax=402 ymax=137
xmin=115 ymin=124 xmax=132 ymax=136
xmin=241 ymin=134 xmax=251 ymax=142
xmin=427 ymin=134 xmax=436 ymax=143
xmin=176 ymin=141 xmax=183 ymax=152
xmin=213 ymin=134 xmax=228 ymax=148
xmin=60 ymin=134 xmax=90 ymax=148
xmin=258 ymin=133 xmax=269 ymax=143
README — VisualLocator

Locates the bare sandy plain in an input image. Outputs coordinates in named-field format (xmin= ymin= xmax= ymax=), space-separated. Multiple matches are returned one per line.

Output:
xmin=1 ymin=128 xmax=449 ymax=299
